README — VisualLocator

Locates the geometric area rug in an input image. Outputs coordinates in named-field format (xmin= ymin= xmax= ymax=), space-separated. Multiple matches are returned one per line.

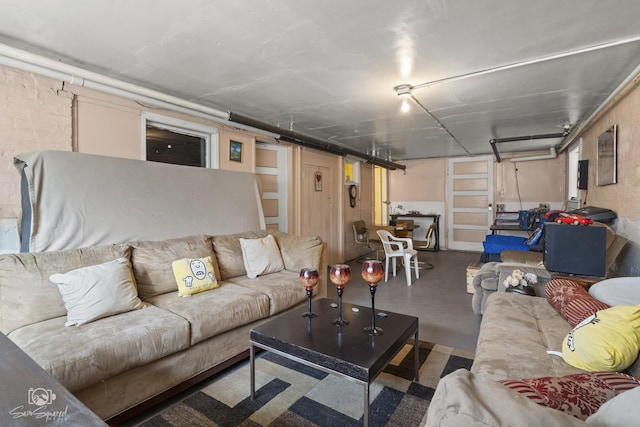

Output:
xmin=139 ymin=341 xmax=474 ymax=427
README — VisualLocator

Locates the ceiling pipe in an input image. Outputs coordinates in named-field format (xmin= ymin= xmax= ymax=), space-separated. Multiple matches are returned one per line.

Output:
xmin=489 ymin=131 xmax=567 ymax=163
xmin=228 ymin=112 xmax=406 ymax=170
xmin=509 ymin=147 xmax=557 ymax=162
xmin=0 ymin=43 xmax=402 ymax=169
xmin=0 ymin=43 xmax=279 ymax=139
xmin=411 ymin=36 xmax=640 ymax=91
xmin=0 ymin=43 xmax=230 ymax=119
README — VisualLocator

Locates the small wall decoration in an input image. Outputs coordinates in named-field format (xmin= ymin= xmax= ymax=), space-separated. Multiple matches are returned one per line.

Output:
xmin=597 ymin=124 xmax=617 ymax=186
xmin=229 ymin=140 xmax=243 ymax=162
xmin=315 ymin=170 xmax=322 ymax=191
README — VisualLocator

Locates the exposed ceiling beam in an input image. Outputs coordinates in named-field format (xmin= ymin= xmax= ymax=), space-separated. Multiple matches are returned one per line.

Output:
xmin=228 ymin=112 xmax=406 ymax=170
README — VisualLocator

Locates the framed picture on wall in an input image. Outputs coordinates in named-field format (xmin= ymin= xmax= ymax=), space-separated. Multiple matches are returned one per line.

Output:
xmin=229 ymin=140 xmax=243 ymax=162
xmin=597 ymin=124 xmax=617 ymax=186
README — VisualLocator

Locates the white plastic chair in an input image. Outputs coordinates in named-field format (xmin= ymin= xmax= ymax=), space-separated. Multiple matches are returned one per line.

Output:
xmin=376 ymin=229 xmax=420 ymax=286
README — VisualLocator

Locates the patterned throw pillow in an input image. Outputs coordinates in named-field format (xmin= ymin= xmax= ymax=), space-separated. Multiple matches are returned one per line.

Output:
xmin=545 ymin=278 xmax=610 ymax=326
xmin=499 ymin=372 xmax=640 ymax=420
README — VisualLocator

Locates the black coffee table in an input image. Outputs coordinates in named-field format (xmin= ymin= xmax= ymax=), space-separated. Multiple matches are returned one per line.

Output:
xmin=249 ymin=298 xmax=419 ymax=426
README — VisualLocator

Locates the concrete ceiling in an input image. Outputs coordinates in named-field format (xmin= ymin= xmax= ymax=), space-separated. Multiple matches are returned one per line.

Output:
xmin=1 ymin=0 xmax=640 ymax=163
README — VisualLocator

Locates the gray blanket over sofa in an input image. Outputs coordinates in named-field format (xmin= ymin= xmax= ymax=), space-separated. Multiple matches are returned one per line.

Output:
xmin=15 ymin=150 xmax=265 ymax=252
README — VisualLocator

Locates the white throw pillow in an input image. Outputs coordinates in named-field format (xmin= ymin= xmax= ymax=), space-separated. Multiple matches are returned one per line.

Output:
xmin=586 ymin=387 xmax=640 ymax=427
xmin=50 ymin=257 xmax=145 ymax=326
xmin=589 ymin=277 xmax=640 ymax=306
xmin=239 ymin=235 xmax=285 ymax=279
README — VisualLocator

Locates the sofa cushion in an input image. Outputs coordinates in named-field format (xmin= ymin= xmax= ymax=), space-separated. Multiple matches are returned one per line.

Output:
xmin=131 ymin=235 xmax=217 ymax=300
xmin=50 ymin=257 xmax=144 ymax=326
xmin=145 ymin=282 xmax=270 ymax=345
xmin=0 ymin=243 xmax=131 ymax=334
xmin=499 ymin=372 xmax=640 ymax=420
xmin=545 ymin=278 xmax=610 ymax=326
xmin=8 ymin=304 xmax=190 ymax=392
xmin=426 ymin=369 xmax=587 ymax=427
xmin=172 ymin=256 xmax=219 ymax=297
xmin=268 ymin=230 xmax=324 ymax=273
xmin=239 ymin=235 xmax=285 ymax=278
xmin=472 ymin=293 xmax=583 ymax=381
xmin=211 ymin=230 xmax=268 ymax=280
xmin=562 ymin=305 xmax=640 ymax=372
xmin=226 ymin=270 xmax=307 ymax=316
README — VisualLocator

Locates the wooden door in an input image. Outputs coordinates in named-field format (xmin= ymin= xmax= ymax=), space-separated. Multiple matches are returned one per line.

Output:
xmin=301 ymin=163 xmax=339 ymax=264
xmin=447 ymin=156 xmax=493 ymax=251
xmin=256 ymin=143 xmax=289 ymax=232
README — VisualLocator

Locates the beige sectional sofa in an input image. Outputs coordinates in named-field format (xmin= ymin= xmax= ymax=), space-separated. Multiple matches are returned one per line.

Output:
xmin=0 ymin=229 xmax=324 ymax=422
xmin=427 ymin=289 xmax=640 ymax=426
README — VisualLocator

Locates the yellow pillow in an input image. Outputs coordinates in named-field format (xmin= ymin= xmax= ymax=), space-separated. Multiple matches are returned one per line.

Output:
xmin=562 ymin=305 xmax=640 ymax=371
xmin=172 ymin=256 xmax=219 ymax=297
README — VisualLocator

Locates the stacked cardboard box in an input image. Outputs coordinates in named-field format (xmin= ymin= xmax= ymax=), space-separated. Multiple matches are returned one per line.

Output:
xmin=466 ymin=262 xmax=483 ymax=294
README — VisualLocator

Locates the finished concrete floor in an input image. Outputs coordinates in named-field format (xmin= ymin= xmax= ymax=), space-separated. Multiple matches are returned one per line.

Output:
xmin=123 ymin=249 xmax=482 ymax=426
xmin=342 ymin=249 xmax=482 ymax=353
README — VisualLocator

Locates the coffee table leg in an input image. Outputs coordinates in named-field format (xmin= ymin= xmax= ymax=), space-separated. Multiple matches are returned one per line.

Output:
xmin=414 ymin=331 xmax=419 ymax=381
xmin=364 ymin=383 xmax=370 ymax=427
xmin=250 ymin=343 xmax=255 ymax=400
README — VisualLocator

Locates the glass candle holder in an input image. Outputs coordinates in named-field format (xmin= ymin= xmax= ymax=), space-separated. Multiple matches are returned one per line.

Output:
xmin=299 ymin=268 xmax=319 ymax=318
xmin=361 ymin=260 xmax=384 ymax=336
xmin=329 ymin=264 xmax=351 ymax=326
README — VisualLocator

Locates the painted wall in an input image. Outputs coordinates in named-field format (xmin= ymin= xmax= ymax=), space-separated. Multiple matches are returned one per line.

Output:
xmin=219 ymin=130 xmax=255 ymax=173
xmin=571 ymin=80 xmax=640 ymax=275
xmin=494 ymin=155 xmax=566 ymax=211
xmin=2 ymin=62 xmax=638 ymax=274
xmin=387 ymin=154 xmax=565 ymax=249
xmin=388 ymin=158 xmax=447 ymax=248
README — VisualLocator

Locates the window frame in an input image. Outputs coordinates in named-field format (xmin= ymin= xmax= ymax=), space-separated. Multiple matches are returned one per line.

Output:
xmin=141 ymin=112 xmax=219 ymax=168
xmin=567 ymin=141 xmax=581 ymax=201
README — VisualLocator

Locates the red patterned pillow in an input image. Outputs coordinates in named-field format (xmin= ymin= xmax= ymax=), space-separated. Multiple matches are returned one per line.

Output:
xmin=545 ymin=278 xmax=610 ymax=326
xmin=499 ymin=372 xmax=640 ymax=420
xmin=564 ymin=296 xmax=610 ymax=327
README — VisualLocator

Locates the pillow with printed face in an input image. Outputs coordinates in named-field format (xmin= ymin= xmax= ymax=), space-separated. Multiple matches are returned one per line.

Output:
xmin=562 ymin=305 xmax=640 ymax=372
xmin=172 ymin=256 xmax=219 ymax=297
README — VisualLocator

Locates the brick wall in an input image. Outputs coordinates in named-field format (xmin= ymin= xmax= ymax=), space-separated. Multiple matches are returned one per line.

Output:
xmin=0 ymin=64 xmax=72 ymax=220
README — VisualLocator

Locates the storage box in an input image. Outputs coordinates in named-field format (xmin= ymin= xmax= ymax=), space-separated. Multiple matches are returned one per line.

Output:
xmin=466 ymin=262 xmax=483 ymax=294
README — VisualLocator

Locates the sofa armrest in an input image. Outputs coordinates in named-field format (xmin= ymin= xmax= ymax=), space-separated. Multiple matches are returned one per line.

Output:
xmin=426 ymin=369 xmax=587 ymax=427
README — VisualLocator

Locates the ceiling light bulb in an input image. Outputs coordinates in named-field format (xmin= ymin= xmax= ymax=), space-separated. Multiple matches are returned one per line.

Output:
xmin=394 ymin=84 xmax=413 ymax=113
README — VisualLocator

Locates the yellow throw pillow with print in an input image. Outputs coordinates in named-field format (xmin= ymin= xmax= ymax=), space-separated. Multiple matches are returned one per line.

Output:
xmin=562 ymin=305 xmax=640 ymax=372
xmin=172 ymin=256 xmax=219 ymax=297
